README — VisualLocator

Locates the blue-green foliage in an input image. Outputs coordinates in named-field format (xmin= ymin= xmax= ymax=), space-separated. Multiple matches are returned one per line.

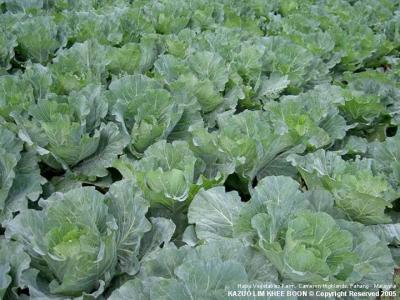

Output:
xmin=0 ymin=0 xmax=399 ymax=298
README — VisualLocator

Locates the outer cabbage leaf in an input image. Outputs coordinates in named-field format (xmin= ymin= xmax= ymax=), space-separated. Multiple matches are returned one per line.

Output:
xmin=118 ymin=4 xmax=155 ymax=44
xmin=22 ymin=63 xmax=53 ymax=100
xmin=188 ymin=127 xmax=235 ymax=181
xmin=336 ymin=135 xmax=368 ymax=156
xmin=267 ymin=11 xmax=337 ymax=63
xmin=71 ymin=122 xmax=129 ymax=178
xmin=0 ymin=126 xmax=45 ymax=224
xmin=0 ymin=75 xmax=34 ymax=120
xmin=154 ymin=54 xmax=191 ymax=83
xmin=41 ymin=174 xmax=83 ymax=198
xmin=139 ymin=243 xmax=188 ymax=281
xmin=151 ymin=259 xmax=247 ymax=299
xmin=254 ymin=209 xmax=395 ymax=287
xmin=230 ymin=43 xmax=265 ymax=89
xmin=288 ymin=150 xmax=397 ymax=224
xmin=44 ymin=0 xmax=98 ymax=11
xmin=138 ymin=217 xmax=176 ymax=260
xmin=0 ymin=127 xmax=22 ymax=219
xmin=188 ymin=187 xmax=244 ymax=240
xmin=16 ymin=16 xmax=62 ymax=63
xmin=50 ymin=40 xmax=109 ymax=94
xmin=1 ymin=149 xmax=46 ymax=224
xmin=105 ymin=179 xmax=151 ymax=275
xmin=27 ymin=100 xmax=102 ymax=167
xmin=109 ymin=75 xmax=183 ymax=157
xmin=3 ymin=0 xmax=43 ymax=13
xmin=338 ymin=220 xmax=395 ymax=286
xmin=187 ymin=0 xmax=224 ymax=31
xmin=144 ymin=0 xmax=192 ymax=34
xmin=134 ymin=140 xmax=197 ymax=209
xmin=253 ymin=211 xmax=357 ymax=284
xmin=368 ymin=132 xmax=400 ymax=191
xmin=264 ymin=84 xmax=348 ymax=148
xmin=368 ymin=223 xmax=400 ymax=246
xmin=255 ymin=73 xmax=290 ymax=103
xmin=0 ymin=15 xmax=18 ymax=72
xmin=188 ymin=51 xmax=229 ymax=93
xmin=338 ymin=69 xmax=400 ymax=127
xmin=168 ymin=109 xmax=204 ymax=142
xmin=262 ymin=36 xmax=330 ymax=91
xmin=191 ymin=27 xmax=244 ymax=62
xmin=340 ymin=90 xmax=385 ymax=126
xmin=187 ymin=176 xmax=316 ymax=245
xmin=171 ymin=73 xmax=225 ymax=117
xmin=108 ymin=278 xmax=147 ymax=300
xmin=0 ymin=239 xmax=30 ymax=299
xmin=215 ymin=110 xmax=296 ymax=182
xmin=182 ymin=239 xmax=279 ymax=283
xmin=62 ymin=10 xmax=122 ymax=45
xmin=16 ymin=87 xmax=127 ymax=178
xmin=234 ymin=176 xmax=309 ymax=241
xmin=333 ymin=23 xmax=389 ymax=71
xmin=154 ymin=51 xmax=232 ymax=123
xmin=107 ymin=35 xmax=159 ymax=74
xmin=112 ymin=239 xmax=279 ymax=299
xmin=18 ymin=268 xmax=106 ymax=300
xmin=107 ymin=43 xmax=142 ymax=75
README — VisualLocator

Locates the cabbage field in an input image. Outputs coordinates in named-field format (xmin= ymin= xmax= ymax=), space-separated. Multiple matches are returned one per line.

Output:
xmin=0 ymin=0 xmax=400 ymax=299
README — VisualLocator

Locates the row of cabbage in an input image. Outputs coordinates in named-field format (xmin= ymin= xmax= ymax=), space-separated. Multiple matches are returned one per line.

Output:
xmin=1 ymin=0 xmax=400 ymax=299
